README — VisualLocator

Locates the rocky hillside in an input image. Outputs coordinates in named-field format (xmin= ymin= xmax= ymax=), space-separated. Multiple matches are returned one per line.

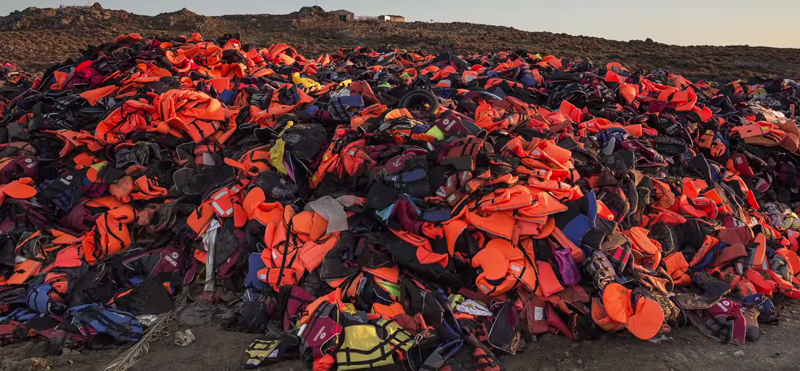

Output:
xmin=0 ymin=3 xmax=798 ymax=81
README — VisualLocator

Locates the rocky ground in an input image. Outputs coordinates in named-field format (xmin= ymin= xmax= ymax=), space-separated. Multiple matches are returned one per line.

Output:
xmin=0 ymin=4 xmax=799 ymax=81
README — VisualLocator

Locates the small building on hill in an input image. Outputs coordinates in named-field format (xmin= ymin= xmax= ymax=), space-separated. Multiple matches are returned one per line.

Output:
xmin=328 ymin=9 xmax=354 ymax=21
xmin=378 ymin=15 xmax=405 ymax=22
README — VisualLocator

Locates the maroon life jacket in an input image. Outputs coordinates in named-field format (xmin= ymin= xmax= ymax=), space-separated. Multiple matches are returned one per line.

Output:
xmin=65 ymin=61 xmax=105 ymax=89
xmin=688 ymin=298 xmax=747 ymax=345
xmin=705 ymin=298 xmax=747 ymax=345
xmin=300 ymin=302 xmax=342 ymax=358
xmin=547 ymin=303 xmax=575 ymax=339
xmin=523 ymin=297 xmax=549 ymax=334
xmin=122 ymin=245 xmax=195 ymax=287
xmin=440 ymin=137 xmax=492 ymax=171
xmin=0 ymin=154 xmax=38 ymax=183
xmin=284 ymin=286 xmax=315 ymax=330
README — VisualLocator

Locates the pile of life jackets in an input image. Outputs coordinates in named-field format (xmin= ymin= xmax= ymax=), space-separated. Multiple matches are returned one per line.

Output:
xmin=0 ymin=32 xmax=800 ymax=368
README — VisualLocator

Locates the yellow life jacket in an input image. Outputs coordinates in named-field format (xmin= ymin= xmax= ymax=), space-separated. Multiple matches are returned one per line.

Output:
xmin=335 ymin=319 xmax=413 ymax=370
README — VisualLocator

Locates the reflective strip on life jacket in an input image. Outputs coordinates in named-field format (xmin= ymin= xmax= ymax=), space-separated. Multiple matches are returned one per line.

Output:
xmin=476 ymin=271 xmax=516 ymax=296
xmin=507 ymin=261 xmax=537 ymax=291
xmin=209 ymin=189 xmax=234 ymax=217
xmin=591 ymin=297 xmax=625 ymax=332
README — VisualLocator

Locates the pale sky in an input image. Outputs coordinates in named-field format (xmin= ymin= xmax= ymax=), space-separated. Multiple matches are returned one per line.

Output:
xmin=3 ymin=0 xmax=799 ymax=48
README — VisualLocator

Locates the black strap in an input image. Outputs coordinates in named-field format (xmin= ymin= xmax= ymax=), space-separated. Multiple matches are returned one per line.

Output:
xmin=461 ymin=141 xmax=480 ymax=158
xmin=338 ymin=339 xmax=396 ymax=366
xmin=517 ymin=242 xmax=540 ymax=293
xmin=474 ymin=354 xmax=498 ymax=368
xmin=188 ymin=120 xmax=207 ymax=137
xmin=99 ymin=213 xmax=128 ymax=259
xmin=92 ymin=219 xmax=105 ymax=261
xmin=274 ymin=218 xmax=297 ymax=288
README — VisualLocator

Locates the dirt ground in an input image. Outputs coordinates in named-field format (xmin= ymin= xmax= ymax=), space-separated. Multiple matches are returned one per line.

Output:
xmin=0 ymin=301 xmax=798 ymax=371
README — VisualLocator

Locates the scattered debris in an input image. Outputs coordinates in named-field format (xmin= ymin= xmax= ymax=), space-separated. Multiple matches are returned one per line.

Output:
xmin=174 ymin=330 xmax=195 ymax=347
